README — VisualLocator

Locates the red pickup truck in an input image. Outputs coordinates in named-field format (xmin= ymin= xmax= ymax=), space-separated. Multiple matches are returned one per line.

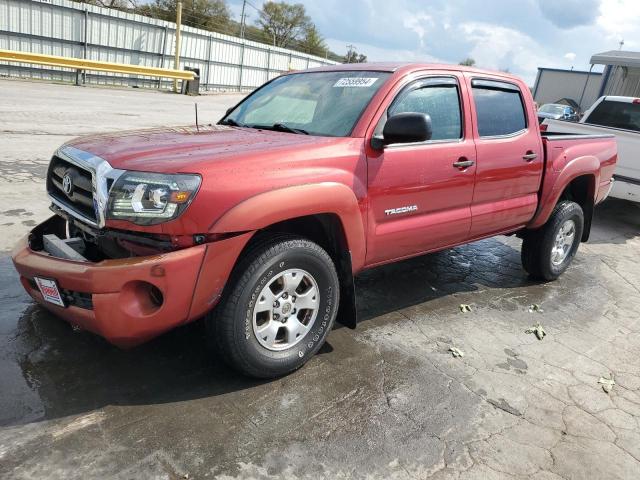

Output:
xmin=12 ymin=63 xmax=616 ymax=377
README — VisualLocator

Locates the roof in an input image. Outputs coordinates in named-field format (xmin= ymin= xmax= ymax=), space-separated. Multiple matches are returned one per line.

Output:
xmin=303 ymin=62 xmax=521 ymax=80
xmin=590 ymin=50 xmax=640 ymax=68
xmin=537 ymin=67 xmax=602 ymax=76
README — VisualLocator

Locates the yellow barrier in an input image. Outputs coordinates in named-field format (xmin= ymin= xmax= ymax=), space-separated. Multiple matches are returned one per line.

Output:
xmin=0 ymin=49 xmax=196 ymax=81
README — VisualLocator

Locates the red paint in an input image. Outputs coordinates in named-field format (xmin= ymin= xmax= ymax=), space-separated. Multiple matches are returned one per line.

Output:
xmin=12 ymin=63 xmax=617 ymax=346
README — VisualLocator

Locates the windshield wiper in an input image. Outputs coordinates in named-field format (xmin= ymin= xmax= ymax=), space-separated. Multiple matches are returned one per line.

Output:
xmin=271 ymin=123 xmax=309 ymax=135
xmin=219 ymin=118 xmax=245 ymax=127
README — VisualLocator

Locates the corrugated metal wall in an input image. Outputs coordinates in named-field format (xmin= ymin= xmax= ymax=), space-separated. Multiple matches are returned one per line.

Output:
xmin=604 ymin=66 xmax=640 ymax=98
xmin=532 ymin=68 xmax=603 ymax=111
xmin=0 ymin=0 xmax=338 ymax=91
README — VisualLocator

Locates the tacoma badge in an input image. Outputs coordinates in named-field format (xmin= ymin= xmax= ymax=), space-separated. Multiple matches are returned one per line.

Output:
xmin=384 ymin=205 xmax=418 ymax=216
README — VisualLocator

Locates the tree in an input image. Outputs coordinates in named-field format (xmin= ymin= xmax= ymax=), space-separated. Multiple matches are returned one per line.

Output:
xmin=78 ymin=0 xmax=137 ymax=9
xmin=344 ymin=47 xmax=367 ymax=63
xmin=459 ymin=57 xmax=476 ymax=67
xmin=299 ymin=24 xmax=326 ymax=57
xmin=138 ymin=0 xmax=231 ymax=32
xmin=257 ymin=2 xmax=310 ymax=48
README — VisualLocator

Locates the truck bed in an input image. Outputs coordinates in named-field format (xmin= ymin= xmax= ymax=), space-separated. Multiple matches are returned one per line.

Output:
xmin=543 ymin=119 xmax=639 ymax=202
xmin=529 ymin=130 xmax=617 ymax=228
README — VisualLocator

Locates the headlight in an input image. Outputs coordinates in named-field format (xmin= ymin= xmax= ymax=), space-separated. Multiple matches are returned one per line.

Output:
xmin=107 ymin=172 xmax=201 ymax=225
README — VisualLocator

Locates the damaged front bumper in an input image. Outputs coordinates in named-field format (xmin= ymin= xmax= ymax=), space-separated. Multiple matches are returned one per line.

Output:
xmin=12 ymin=215 xmax=252 ymax=347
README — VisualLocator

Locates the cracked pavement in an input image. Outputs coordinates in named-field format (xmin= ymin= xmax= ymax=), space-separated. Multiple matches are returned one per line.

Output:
xmin=1 ymin=79 xmax=640 ymax=479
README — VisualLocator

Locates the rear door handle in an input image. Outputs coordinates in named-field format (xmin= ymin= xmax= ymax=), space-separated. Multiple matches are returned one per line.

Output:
xmin=453 ymin=159 xmax=475 ymax=169
xmin=523 ymin=152 xmax=537 ymax=161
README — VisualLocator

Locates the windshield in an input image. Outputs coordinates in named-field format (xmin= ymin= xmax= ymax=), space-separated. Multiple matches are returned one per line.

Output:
xmin=539 ymin=104 xmax=566 ymax=115
xmin=222 ymin=71 xmax=391 ymax=137
xmin=587 ymin=100 xmax=640 ymax=132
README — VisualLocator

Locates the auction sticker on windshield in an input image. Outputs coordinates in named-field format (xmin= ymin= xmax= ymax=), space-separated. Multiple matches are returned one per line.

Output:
xmin=333 ymin=77 xmax=379 ymax=88
xmin=34 ymin=277 xmax=66 ymax=307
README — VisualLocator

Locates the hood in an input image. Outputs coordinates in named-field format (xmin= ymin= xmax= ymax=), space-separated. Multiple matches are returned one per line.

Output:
xmin=65 ymin=125 xmax=342 ymax=173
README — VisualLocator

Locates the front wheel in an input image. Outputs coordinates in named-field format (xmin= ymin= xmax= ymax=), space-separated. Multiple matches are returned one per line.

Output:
xmin=521 ymin=200 xmax=584 ymax=281
xmin=206 ymin=235 xmax=340 ymax=378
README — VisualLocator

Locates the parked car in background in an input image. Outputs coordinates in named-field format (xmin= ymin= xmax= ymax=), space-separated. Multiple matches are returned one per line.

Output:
xmin=543 ymin=96 xmax=640 ymax=202
xmin=13 ymin=64 xmax=617 ymax=378
xmin=537 ymin=103 xmax=579 ymax=123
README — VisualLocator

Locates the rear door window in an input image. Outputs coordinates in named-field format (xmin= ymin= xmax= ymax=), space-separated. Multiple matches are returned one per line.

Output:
xmin=472 ymin=79 xmax=527 ymax=137
xmin=586 ymin=100 xmax=640 ymax=132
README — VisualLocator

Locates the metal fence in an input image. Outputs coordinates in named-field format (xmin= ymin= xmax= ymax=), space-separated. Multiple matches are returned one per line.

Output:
xmin=0 ymin=0 xmax=338 ymax=91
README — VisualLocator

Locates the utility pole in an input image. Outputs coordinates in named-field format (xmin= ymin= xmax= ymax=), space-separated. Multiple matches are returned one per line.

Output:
xmin=619 ymin=39 xmax=625 ymax=50
xmin=239 ymin=0 xmax=247 ymax=38
xmin=173 ymin=0 xmax=183 ymax=93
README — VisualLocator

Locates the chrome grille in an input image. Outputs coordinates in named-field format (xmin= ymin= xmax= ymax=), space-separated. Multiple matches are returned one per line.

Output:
xmin=47 ymin=155 xmax=97 ymax=223
xmin=46 ymin=146 xmax=124 ymax=228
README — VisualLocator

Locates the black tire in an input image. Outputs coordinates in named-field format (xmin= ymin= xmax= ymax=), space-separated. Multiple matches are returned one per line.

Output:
xmin=521 ymin=200 xmax=584 ymax=281
xmin=206 ymin=235 xmax=340 ymax=378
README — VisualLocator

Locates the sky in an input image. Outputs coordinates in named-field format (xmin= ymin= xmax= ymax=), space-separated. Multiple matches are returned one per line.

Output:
xmin=226 ymin=0 xmax=640 ymax=85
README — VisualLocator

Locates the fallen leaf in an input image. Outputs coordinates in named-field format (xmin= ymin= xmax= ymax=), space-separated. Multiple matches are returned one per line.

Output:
xmin=459 ymin=304 xmax=472 ymax=313
xmin=598 ymin=373 xmax=615 ymax=394
xmin=528 ymin=304 xmax=544 ymax=313
xmin=449 ymin=347 xmax=464 ymax=358
xmin=525 ymin=322 xmax=547 ymax=340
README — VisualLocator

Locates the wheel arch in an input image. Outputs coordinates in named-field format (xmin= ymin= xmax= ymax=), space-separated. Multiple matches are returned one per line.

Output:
xmin=557 ymin=174 xmax=596 ymax=242
xmin=210 ymin=182 xmax=367 ymax=272
xmin=209 ymin=183 xmax=365 ymax=329
xmin=528 ymin=154 xmax=599 ymax=240
xmin=256 ymin=213 xmax=358 ymax=328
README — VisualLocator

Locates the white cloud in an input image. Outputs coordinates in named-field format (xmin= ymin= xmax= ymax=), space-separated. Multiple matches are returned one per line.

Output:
xmin=596 ymin=0 xmax=640 ymax=48
xmin=459 ymin=22 xmax=560 ymax=80
xmin=403 ymin=13 xmax=433 ymax=48
xmin=325 ymin=38 xmax=442 ymax=64
xmin=229 ymin=0 xmax=639 ymax=86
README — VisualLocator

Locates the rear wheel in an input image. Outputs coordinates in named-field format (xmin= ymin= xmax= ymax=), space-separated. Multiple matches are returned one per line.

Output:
xmin=521 ymin=200 xmax=584 ymax=281
xmin=206 ymin=235 xmax=340 ymax=378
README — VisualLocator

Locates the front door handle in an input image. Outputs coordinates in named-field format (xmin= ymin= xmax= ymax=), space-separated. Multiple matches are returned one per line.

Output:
xmin=453 ymin=158 xmax=475 ymax=169
xmin=523 ymin=152 xmax=538 ymax=161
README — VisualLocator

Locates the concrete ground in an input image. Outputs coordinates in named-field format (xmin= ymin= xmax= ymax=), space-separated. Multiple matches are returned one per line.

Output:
xmin=1 ymin=79 xmax=640 ymax=480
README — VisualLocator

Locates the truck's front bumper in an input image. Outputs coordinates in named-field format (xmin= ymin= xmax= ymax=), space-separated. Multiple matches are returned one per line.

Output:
xmin=12 ymin=217 xmax=252 ymax=347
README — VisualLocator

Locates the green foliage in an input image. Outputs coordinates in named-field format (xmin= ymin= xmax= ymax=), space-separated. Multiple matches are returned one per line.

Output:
xmin=76 ymin=0 xmax=137 ymax=9
xmin=257 ymin=1 xmax=310 ymax=48
xmin=125 ymin=0 xmax=350 ymax=61
xmin=299 ymin=24 xmax=327 ymax=56
xmin=459 ymin=57 xmax=476 ymax=67
xmin=344 ymin=49 xmax=367 ymax=63
xmin=138 ymin=0 xmax=232 ymax=32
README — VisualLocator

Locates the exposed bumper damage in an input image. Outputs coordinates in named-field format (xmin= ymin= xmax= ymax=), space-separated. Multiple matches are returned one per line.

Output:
xmin=12 ymin=215 xmax=252 ymax=347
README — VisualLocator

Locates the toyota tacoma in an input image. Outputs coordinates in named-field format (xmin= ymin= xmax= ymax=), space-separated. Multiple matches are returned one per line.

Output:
xmin=13 ymin=63 xmax=617 ymax=378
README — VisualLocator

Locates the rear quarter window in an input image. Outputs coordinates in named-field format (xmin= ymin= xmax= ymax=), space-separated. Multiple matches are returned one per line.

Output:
xmin=472 ymin=81 xmax=527 ymax=137
xmin=586 ymin=100 xmax=640 ymax=132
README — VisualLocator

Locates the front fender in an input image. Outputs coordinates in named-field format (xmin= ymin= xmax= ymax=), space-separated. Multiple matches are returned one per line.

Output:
xmin=528 ymin=155 xmax=599 ymax=229
xmin=210 ymin=182 xmax=367 ymax=271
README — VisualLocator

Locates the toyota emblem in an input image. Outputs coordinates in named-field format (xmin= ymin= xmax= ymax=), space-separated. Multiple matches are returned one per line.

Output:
xmin=62 ymin=173 xmax=73 ymax=195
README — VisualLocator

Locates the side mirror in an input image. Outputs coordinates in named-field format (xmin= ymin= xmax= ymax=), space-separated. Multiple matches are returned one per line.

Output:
xmin=371 ymin=112 xmax=433 ymax=150
xmin=225 ymin=107 xmax=234 ymax=115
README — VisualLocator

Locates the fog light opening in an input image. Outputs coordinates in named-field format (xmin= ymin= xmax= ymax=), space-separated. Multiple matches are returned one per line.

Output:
xmin=149 ymin=285 xmax=164 ymax=308
xmin=120 ymin=281 xmax=164 ymax=317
